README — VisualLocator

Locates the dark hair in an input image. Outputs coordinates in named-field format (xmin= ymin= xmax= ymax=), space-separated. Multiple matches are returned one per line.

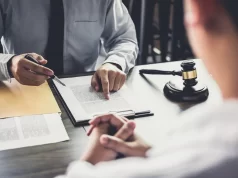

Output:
xmin=219 ymin=0 xmax=238 ymax=27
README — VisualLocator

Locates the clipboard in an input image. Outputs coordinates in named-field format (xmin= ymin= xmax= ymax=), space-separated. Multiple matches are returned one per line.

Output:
xmin=50 ymin=73 xmax=154 ymax=127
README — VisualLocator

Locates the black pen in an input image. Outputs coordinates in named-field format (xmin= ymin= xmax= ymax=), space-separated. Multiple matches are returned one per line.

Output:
xmin=24 ymin=54 xmax=66 ymax=86
xmin=127 ymin=112 xmax=154 ymax=119
xmin=126 ymin=110 xmax=154 ymax=119
xmin=115 ymin=110 xmax=153 ymax=119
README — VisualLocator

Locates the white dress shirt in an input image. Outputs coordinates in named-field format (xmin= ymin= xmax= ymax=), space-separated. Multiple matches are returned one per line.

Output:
xmin=56 ymin=100 xmax=238 ymax=178
xmin=0 ymin=0 xmax=138 ymax=80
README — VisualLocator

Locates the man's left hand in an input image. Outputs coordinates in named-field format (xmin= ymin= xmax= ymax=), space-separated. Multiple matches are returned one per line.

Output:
xmin=91 ymin=63 xmax=126 ymax=99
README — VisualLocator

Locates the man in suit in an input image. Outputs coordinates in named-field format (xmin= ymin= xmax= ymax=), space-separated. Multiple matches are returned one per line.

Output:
xmin=0 ymin=0 xmax=138 ymax=99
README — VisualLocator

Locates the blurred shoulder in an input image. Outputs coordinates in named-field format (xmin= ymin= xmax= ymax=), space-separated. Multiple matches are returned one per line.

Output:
xmin=181 ymin=100 xmax=238 ymax=121
xmin=173 ymin=100 xmax=238 ymax=135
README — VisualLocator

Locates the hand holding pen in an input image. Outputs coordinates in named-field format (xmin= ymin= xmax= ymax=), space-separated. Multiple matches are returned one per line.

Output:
xmin=8 ymin=53 xmax=65 ymax=86
xmin=8 ymin=53 xmax=54 ymax=86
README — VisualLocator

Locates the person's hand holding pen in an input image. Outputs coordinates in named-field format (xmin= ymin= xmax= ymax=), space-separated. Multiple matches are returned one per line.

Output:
xmin=8 ymin=53 xmax=54 ymax=86
xmin=91 ymin=63 xmax=126 ymax=100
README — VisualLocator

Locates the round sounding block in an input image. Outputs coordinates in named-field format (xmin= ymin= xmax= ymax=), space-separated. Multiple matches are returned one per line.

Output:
xmin=163 ymin=79 xmax=209 ymax=102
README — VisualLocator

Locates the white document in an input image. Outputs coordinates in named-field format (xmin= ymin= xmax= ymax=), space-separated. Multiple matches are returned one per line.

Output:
xmin=53 ymin=75 xmax=142 ymax=122
xmin=0 ymin=114 xmax=69 ymax=151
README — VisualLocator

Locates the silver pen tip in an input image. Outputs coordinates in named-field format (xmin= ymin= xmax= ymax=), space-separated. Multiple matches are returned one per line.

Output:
xmin=54 ymin=76 xmax=66 ymax=86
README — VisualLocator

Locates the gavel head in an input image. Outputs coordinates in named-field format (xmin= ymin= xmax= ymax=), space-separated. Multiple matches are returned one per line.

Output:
xmin=181 ymin=60 xmax=198 ymax=87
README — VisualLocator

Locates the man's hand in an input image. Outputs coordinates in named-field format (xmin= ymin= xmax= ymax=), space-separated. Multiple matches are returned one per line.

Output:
xmin=81 ymin=114 xmax=136 ymax=164
xmin=9 ymin=53 xmax=54 ymax=86
xmin=91 ymin=63 xmax=126 ymax=99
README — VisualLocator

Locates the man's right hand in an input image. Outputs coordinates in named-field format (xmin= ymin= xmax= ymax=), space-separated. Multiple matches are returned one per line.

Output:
xmin=9 ymin=53 xmax=54 ymax=86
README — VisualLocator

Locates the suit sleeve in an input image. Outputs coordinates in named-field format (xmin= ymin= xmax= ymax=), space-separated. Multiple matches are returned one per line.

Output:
xmin=101 ymin=0 xmax=138 ymax=73
xmin=0 ymin=1 xmax=14 ymax=81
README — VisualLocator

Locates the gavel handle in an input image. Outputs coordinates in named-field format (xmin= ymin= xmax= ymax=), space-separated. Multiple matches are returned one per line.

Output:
xmin=139 ymin=69 xmax=182 ymax=76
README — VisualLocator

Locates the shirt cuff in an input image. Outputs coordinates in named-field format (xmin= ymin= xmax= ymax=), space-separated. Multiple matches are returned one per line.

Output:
xmin=104 ymin=55 xmax=127 ymax=73
xmin=0 ymin=54 xmax=15 ymax=81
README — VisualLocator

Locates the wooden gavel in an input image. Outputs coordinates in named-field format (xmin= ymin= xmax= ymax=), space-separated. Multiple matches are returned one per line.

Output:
xmin=139 ymin=60 xmax=209 ymax=102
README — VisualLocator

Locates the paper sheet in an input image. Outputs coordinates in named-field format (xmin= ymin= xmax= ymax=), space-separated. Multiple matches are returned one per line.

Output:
xmin=0 ymin=79 xmax=60 ymax=119
xmin=53 ymin=75 xmax=142 ymax=122
xmin=70 ymin=85 xmax=131 ymax=114
xmin=0 ymin=114 xmax=69 ymax=151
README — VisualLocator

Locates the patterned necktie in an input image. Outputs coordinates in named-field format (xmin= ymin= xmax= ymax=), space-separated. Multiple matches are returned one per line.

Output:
xmin=45 ymin=0 xmax=64 ymax=75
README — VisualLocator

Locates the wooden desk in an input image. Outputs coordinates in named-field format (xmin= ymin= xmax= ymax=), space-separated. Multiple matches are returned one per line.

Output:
xmin=0 ymin=60 xmax=222 ymax=178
